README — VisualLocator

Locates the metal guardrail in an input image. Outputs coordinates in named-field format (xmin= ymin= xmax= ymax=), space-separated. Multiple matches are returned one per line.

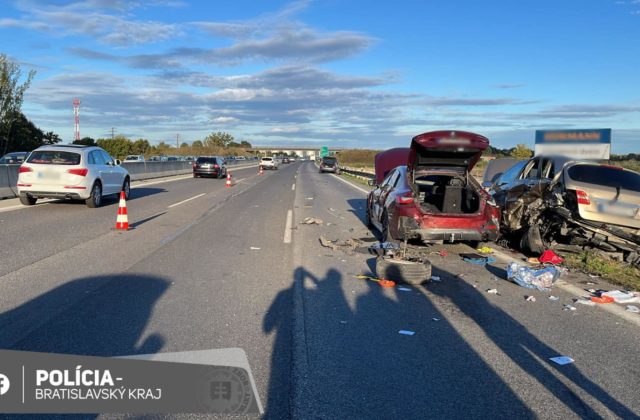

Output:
xmin=339 ymin=166 xmax=375 ymax=181
xmin=0 ymin=159 xmax=259 ymax=199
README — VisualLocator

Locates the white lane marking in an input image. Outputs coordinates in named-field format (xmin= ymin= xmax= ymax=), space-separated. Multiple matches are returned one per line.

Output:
xmin=331 ymin=173 xmax=369 ymax=195
xmin=489 ymin=246 xmax=640 ymax=327
xmin=284 ymin=209 xmax=293 ymax=244
xmin=168 ymin=193 xmax=205 ymax=208
xmin=0 ymin=201 xmax=52 ymax=213
xmin=291 ymin=183 xmax=295 ymax=191
xmin=131 ymin=174 xmax=192 ymax=188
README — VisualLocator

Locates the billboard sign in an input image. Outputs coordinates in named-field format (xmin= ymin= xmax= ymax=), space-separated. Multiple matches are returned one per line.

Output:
xmin=534 ymin=129 xmax=611 ymax=160
xmin=320 ymin=146 xmax=329 ymax=158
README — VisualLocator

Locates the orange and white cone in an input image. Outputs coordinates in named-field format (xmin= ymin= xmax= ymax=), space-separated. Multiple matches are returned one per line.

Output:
xmin=259 ymin=166 xmax=264 ymax=175
xmin=115 ymin=191 xmax=129 ymax=231
xmin=225 ymin=172 xmax=232 ymax=187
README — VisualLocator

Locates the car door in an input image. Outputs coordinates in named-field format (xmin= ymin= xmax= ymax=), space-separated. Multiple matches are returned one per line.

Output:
xmin=99 ymin=150 xmax=121 ymax=194
xmin=373 ymin=169 xmax=398 ymax=221
xmin=89 ymin=150 xmax=111 ymax=193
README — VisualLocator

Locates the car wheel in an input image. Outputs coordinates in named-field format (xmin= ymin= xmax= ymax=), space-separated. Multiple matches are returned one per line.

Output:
xmin=365 ymin=203 xmax=373 ymax=227
xmin=193 ymin=173 xmax=198 ymax=178
xmin=122 ymin=178 xmax=130 ymax=200
xmin=19 ymin=195 xmax=37 ymax=206
xmin=380 ymin=211 xmax=391 ymax=242
xmin=86 ymin=181 xmax=102 ymax=208
xmin=376 ymin=256 xmax=432 ymax=285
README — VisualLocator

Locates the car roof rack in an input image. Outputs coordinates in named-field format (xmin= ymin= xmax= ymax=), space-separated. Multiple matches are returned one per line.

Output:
xmin=40 ymin=144 xmax=91 ymax=149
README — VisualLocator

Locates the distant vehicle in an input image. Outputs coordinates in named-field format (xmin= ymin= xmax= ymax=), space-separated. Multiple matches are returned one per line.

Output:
xmin=486 ymin=155 xmax=640 ymax=263
xmin=366 ymin=130 xmax=500 ymax=243
xmin=0 ymin=151 xmax=29 ymax=164
xmin=184 ymin=156 xmax=196 ymax=162
xmin=193 ymin=156 xmax=227 ymax=178
xmin=166 ymin=156 xmax=179 ymax=161
xmin=319 ymin=156 xmax=339 ymax=174
xmin=289 ymin=157 xmax=296 ymax=162
xmin=282 ymin=157 xmax=290 ymax=164
xmin=148 ymin=155 xmax=167 ymax=162
xmin=124 ymin=155 xmax=145 ymax=162
xmin=236 ymin=156 xmax=247 ymax=161
xmin=17 ymin=144 xmax=130 ymax=208
xmin=260 ymin=157 xmax=278 ymax=170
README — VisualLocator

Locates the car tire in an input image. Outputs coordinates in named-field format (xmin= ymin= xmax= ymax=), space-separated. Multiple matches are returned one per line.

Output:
xmin=193 ymin=173 xmax=198 ymax=178
xmin=365 ymin=203 xmax=373 ymax=227
xmin=376 ymin=256 xmax=432 ymax=285
xmin=380 ymin=211 xmax=391 ymax=242
xmin=122 ymin=178 xmax=130 ymax=200
xmin=520 ymin=225 xmax=545 ymax=255
xmin=86 ymin=181 xmax=102 ymax=208
xmin=19 ymin=195 xmax=37 ymax=206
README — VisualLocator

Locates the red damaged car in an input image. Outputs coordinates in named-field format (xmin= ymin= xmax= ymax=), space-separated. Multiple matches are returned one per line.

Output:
xmin=365 ymin=130 xmax=500 ymax=243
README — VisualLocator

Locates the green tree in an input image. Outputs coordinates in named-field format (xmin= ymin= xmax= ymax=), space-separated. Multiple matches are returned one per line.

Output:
xmin=192 ymin=140 xmax=203 ymax=148
xmin=510 ymin=143 xmax=533 ymax=159
xmin=239 ymin=140 xmax=252 ymax=148
xmin=43 ymin=131 xmax=62 ymax=145
xmin=180 ymin=142 xmax=189 ymax=148
xmin=204 ymin=131 xmax=234 ymax=148
xmin=74 ymin=137 xmax=96 ymax=146
xmin=5 ymin=112 xmax=43 ymax=152
xmin=132 ymin=138 xmax=150 ymax=154
xmin=96 ymin=135 xmax=132 ymax=159
xmin=1 ymin=54 xmax=36 ymax=154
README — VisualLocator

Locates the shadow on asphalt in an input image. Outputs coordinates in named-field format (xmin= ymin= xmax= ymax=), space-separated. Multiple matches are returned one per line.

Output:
xmin=268 ymin=264 xmax=635 ymax=418
xmin=0 ymin=274 xmax=168 ymax=356
xmin=346 ymin=198 xmax=368 ymax=225
xmin=425 ymin=267 xmax=637 ymax=419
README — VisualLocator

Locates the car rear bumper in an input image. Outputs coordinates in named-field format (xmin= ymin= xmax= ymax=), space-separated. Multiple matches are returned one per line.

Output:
xmin=397 ymin=215 xmax=498 ymax=243
xmin=19 ymin=190 xmax=86 ymax=200
xmin=193 ymin=168 xmax=222 ymax=176
xmin=319 ymin=166 xmax=337 ymax=172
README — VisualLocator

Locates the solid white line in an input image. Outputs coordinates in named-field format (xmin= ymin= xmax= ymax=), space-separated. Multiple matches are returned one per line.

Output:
xmin=131 ymin=174 xmax=192 ymax=188
xmin=22 ymin=365 xmax=24 ymax=403
xmin=284 ymin=209 xmax=293 ymax=244
xmin=0 ymin=201 xmax=52 ymax=213
xmin=168 ymin=193 xmax=205 ymax=208
xmin=331 ymin=173 xmax=369 ymax=195
xmin=291 ymin=183 xmax=295 ymax=191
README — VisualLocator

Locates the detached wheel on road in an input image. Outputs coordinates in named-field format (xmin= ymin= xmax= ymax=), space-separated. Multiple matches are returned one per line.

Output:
xmin=86 ymin=182 xmax=102 ymax=208
xmin=376 ymin=256 xmax=432 ymax=285
xmin=19 ymin=195 xmax=37 ymax=206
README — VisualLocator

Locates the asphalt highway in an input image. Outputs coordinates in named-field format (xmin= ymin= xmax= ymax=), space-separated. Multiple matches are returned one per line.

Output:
xmin=0 ymin=161 xmax=638 ymax=419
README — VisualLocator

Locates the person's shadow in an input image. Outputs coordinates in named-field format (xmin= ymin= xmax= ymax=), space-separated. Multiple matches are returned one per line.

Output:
xmin=0 ymin=274 xmax=169 ymax=356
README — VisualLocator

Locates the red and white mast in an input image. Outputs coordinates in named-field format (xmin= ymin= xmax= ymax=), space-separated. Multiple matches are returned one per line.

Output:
xmin=73 ymin=98 xmax=81 ymax=141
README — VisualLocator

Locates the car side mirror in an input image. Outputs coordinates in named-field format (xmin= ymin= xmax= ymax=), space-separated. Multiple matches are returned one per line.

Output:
xmin=115 ymin=159 xmax=121 ymax=166
xmin=367 ymin=179 xmax=375 ymax=187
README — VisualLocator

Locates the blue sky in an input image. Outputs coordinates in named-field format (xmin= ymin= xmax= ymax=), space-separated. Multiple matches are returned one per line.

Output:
xmin=1 ymin=0 xmax=639 ymax=152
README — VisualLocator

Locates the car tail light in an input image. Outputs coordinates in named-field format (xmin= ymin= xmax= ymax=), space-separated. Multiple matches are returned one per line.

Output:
xmin=576 ymin=190 xmax=590 ymax=205
xmin=396 ymin=191 xmax=414 ymax=205
xmin=16 ymin=183 xmax=32 ymax=187
xmin=67 ymin=168 xmax=88 ymax=176
xmin=214 ymin=164 xmax=220 ymax=169
xmin=19 ymin=166 xmax=33 ymax=173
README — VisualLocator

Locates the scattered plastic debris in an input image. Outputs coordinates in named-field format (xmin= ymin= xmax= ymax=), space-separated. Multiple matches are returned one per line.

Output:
xmin=430 ymin=276 xmax=441 ymax=282
xmin=539 ymin=250 xmax=564 ymax=265
xmin=626 ymin=305 xmax=640 ymax=313
xmin=602 ymin=290 xmax=639 ymax=303
xmin=463 ymin=256 xmax=496 ymax=265
xmin=306 ymin=197 xmax=314 ymax=200
xmin=507 ymin=263 xmax=560 ymax=291
xmin=486 ymin=288 xmax=499 ymax=295
xmin=527 ymin=257 xmax=541 ymax=264
xmin=319 ymin=236 xmax=365 ymax=254
xmin=250 ymin=247 xmax=261 ymax=250
xmin=549 ymin=295 xmax=559 ymax=301
xmin=526 ymin=296 xmax=536 ymax=302
xmin=328 ymin=207 xmax=336 ymax=212
xmin=397 ymin=287 xmax=412 ymax=292
xmin=300 ymin=217 xmax=324 ymax=225
xmin=590 ymin=295 xmax=614 ymax=304
xmin=437 ymin=249 xmax=449 ymax=257
xmin=432 ymin=318 xmax=440 ymax=322
xmin=476 ymin=246 xmax=494 ymax=254
xmin=563 ymin=304 xmax=577 ymax=311
xmin=354 ymin=275 xmax=396 ymax=288
xmin=398 ymin=330 xmax=415 ymax=336
xmin=549 ymin=356 xmax=574 ymax=365
xmin=340 ymin=320 xmax=348 ymax=324
xmin=575 ymin=298 xmax=596 ymax=306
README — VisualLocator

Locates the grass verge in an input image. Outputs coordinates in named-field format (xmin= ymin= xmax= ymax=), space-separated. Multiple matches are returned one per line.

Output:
xmin=564 ymin=250 xmax=640 ymax=291
xmin=339 ymin=172 xmax=373 ymax=188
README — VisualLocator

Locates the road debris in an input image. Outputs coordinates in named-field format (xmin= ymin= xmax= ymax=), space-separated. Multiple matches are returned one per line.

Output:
xmin=601 ymin=290 xmax=639 ymax=303
xmin=432 ymin=318 xmax=440 ymax=322
xmin=626 ymin=305 xmax=640 ymax=313
xmin=590 ymin=295 xmax=615 ymax=304
xmin=507 ymin=262 xmax=560 ymax=291
xmin=527 ymin=257 xmax=541 ymax=264
xmin=354 ymin=274 xmax=396 ymax=288
xmin=430 ymin=276 xmax=441 ymax=282
xmin=250 ymin=247 xmax=261 ymax=250
xmin=539 ymin=249 xmax=564 ymax=265
xmin=486 ymin=288 xmax=499 ymax=295
xmin=574 ymin=298 xmax=596 ymax=306
xmin=549 ymin=356 xmax=574 ymax=365
xmin=549 ymin=295 xmax=560 ymax=301
xmin=397 ymin=287 xmax=412 ymax=292
xmin=476 ymin=246 xmax=494 ymax=254
xmin=563 ymin=304 xmax=577 ymax=311
xmin=300 ymin=217 xmax=324 ymax=225
xmin=525 ymin=296 xmax=536 ymax=302
xmin=437 ymin=249 xmax=449 ymax=257
xmin=463 ymin=255 xmax=496 ymax=265
xmin=319 ymin=236 xmax=365 ymax=254
xmin=398 ymin=330 xmax=415 ymax=336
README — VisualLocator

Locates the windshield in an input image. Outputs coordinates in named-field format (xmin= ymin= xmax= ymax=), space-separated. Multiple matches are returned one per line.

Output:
xmin=196 ymin=157 xmax=217 ymax=163
xmin=262 ymin=157 xmax=273 ymax=161
xmin=568 ymin=164 xmax=640 ymax=193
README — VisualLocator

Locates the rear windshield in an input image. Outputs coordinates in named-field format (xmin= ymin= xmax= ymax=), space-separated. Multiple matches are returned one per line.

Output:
xmin=27 ymin=151 xmax=81 ymax=165
xmin=568 ymin=165 xmax=640 ymax=193
xmin=262 ymin=158 xmax=273 ymax=161
xmin=322 ymin=157 xmax=337 ymax=163
xmin=197 ymin=157 xmax=217 ymax=163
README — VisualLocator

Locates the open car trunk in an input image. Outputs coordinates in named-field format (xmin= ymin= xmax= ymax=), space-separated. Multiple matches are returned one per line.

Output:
xmin=414 ymin=171 xmax=482 ymax=215
xmin=408 ymin=131 xmax=489 ymax=215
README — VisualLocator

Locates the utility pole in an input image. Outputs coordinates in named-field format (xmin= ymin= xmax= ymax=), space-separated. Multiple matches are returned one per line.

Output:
xmin=111 ymin=127 xmax=116 ymax=140
xmin=176 ymin=133 xmax=179 ymax=150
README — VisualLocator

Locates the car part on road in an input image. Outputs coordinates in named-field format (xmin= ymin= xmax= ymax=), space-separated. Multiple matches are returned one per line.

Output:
xmin=319 ymin=236 xmax=366 ymax=254
xmin=354 ymin=274 xmax=396 ymax=288
xmin=507 ymin=262 xmax=560 ymax=291
xmin=300 ymin=217 xmax=324 ymax=225
xmin=538 ymin=249 xmax=564 ymax=265
xmin=375 ymin=255 xmax=432 ymax=285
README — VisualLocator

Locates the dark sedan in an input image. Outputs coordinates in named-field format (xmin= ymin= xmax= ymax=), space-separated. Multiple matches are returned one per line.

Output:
xmin=193 ymin=156 xmax=227 ymax=178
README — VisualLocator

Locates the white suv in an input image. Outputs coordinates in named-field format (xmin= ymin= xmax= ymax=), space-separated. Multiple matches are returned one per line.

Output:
xmin=260 ymin=157 xmax=279 ymax=170
xmin=17 ymin=145 xmax=130 ymax=208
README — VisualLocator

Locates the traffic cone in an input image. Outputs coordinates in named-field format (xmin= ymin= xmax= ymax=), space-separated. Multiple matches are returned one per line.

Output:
xmin=259 ymin=166 xmax=264 ymax=175
xmin=225 ymin=172 xmax=232 ymax=187
xmin=115 ymin=191 xmax=129 ymax=231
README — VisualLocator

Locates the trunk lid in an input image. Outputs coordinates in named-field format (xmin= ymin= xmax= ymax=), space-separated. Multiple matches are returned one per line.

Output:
xmin=408 ymin=130 xmax=489 ymax=181
xmin=374 ymin=148 xmax=410 ymax=184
